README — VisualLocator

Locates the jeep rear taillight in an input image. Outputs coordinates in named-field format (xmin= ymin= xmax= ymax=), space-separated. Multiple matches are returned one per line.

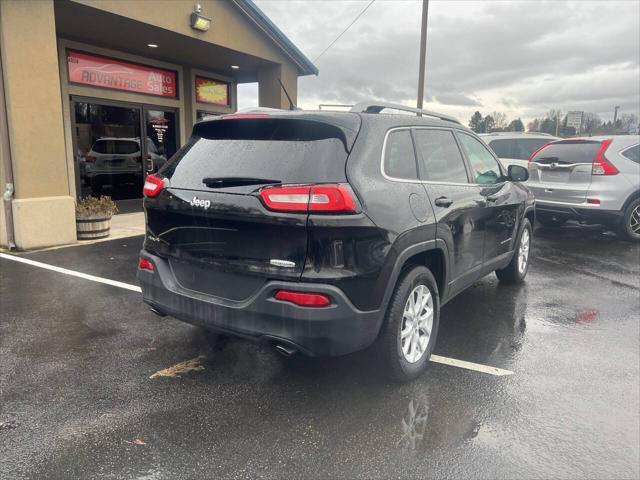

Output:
xmin=591 ymin=139 xmax=618 ymax=175
xmin=143 ymin=174 xmax=165 ymax=197
xmin=138 ymin=257 xmax=154 ymax=271
xmin=259 ymin=184 xmax=357 ymax=214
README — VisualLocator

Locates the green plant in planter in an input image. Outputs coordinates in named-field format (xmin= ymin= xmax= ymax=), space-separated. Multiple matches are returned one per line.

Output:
xmin=76 ymin=195 xmax=118 ymax=220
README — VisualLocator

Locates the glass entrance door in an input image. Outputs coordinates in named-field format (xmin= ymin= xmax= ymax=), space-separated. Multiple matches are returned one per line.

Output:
xmin=144 ymin=108 xmax=178 ymax=174
xmin=72 ymin=99 xmax=179 ymax=213
xmin=74 ymin=101 xmax=143 ymax=201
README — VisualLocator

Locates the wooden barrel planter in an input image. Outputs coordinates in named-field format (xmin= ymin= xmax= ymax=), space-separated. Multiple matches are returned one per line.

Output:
xmin=76 ymin=216 xmax=112 ymax=240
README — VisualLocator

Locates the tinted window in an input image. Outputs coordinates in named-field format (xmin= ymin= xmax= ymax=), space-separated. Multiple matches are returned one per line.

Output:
xmin=622 ymin=144 xmax=640 ymax=164
xmin=530 ymin=141 xmax=601 ymax=165
xmin=91 ymin=140 xmax=109 ymax=154
xmin=91 ymin=140 xmax=139 ymax=155
xmin=488 ymin=138 xmax=551 ymax=160
xmin=384 ymin=130 xmax=418 ymax=179
xmin=414 ymin=129 xmax=468 ymax=183
xmin=458 ymin=133 xmax=503 ymax=184
xmin=113 ymin=141 xmax=140 ymax=154
xmin=163 ymin=119 xmax=349 ymax=188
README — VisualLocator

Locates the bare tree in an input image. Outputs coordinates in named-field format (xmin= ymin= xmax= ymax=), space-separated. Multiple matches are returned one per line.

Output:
xmin=618 ymin=113 xmax=639 ymax=133
xmin=490 ymin=111 xmax=508 ymax=131
xmin=582 ymin=112 xmax=602 ymax=135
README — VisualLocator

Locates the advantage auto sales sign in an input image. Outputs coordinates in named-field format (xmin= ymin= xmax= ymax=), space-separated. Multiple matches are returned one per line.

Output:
xmin=67 ymin=50 xmax=177 ymax=98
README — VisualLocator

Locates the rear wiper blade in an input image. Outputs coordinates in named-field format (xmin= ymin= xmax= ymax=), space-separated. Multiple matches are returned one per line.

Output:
xmin=202 ymin=177 xmax=282 ymax=188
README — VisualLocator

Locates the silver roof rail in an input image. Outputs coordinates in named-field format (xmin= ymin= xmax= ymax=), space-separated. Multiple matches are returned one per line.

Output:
xmin=350 ymin=101 xmax=461 ymax=125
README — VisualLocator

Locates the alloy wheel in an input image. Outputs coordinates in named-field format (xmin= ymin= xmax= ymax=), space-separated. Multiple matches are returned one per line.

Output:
xmin=518 ymin=228 xmax=530 ymax=274
xmin=400 ymin=285 xmax=434 ymax=364
xmin=630 ymin=204 xmax=640 ymax=235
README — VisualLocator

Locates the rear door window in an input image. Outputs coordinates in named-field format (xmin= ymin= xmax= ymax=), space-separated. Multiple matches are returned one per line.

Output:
xmin=458 ymin=133 xmax=503 ymax=184
xmin=488 ymin=138 xmax=552 ymax=160
xmin=413 ymin=129 xmax=468 ymax=183
xmin=163 ymin=119 xmax=350 ymax=189
xmin=383 ymin=130 xmax=418 ymax=180
xmin=621 ymin=144 xmax=640 ymax=164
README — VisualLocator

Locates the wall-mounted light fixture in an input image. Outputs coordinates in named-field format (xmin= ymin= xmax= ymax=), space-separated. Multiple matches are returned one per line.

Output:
xmin=190 ymin=3 xmax=211 ymax=32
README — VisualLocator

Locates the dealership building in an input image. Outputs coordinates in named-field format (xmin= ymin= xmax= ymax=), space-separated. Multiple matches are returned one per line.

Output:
xmin=0 ymin=0 xmax=317 ymax=249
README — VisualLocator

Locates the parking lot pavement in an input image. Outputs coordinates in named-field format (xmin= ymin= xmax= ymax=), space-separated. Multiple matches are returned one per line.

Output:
xmin=1 ymin=222 xmax=639 ymax=479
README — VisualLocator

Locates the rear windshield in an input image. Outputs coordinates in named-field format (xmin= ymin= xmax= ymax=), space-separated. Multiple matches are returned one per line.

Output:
xmin=92 ymin=140 xmax=139 ymax=155
xmin=162 ymin=119 xmax=349 ymax=189
xmin=488 ymin=138 xmax=552 ymax=160
xmin=530 ymin=141 xmax=600 ymax=164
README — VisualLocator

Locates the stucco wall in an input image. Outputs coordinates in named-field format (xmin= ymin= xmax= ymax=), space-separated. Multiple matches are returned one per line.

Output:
xmin=73 ymin=0 xmax=305 ymax=75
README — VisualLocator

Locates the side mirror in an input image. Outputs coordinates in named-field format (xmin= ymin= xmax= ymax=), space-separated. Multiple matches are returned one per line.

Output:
xmin=508 ymin=164 xmax=529 ymax=182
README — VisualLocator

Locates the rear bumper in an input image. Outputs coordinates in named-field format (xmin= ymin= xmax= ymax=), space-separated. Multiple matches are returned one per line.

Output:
xmin=535 ymin=201 xmax=623 ymax=225
xmin=137 ymin=251 xmax=383 ymax=357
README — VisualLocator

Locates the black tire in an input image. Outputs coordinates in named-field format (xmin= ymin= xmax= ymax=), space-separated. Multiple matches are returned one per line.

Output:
xmin=537 ymin=213 xmax=566 ymax=228
xmin=377 ymin=265 xmax=440 ymax=383
xmin=619 ymin=198 xmax=640 ymax=242
xmin=496 ymin=218 xmax=532 ymax=284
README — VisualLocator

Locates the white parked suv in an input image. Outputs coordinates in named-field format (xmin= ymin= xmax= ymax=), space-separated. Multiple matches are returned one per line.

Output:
xmin=85 ymin=137 xmax=166 ymax=195
xmin=526 ymin=135 xmax=640 ymax=241
xmin=481 ymin=132 xmax=560 ymax=171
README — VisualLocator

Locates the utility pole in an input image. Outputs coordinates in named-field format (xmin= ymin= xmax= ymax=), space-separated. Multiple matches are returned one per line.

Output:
xmin=416 ymin=0 xmax=429 ymax=115
xmin=613 ymin=105 xmax=620 ymax=133
xmin=555 ymin=111 xmax=560 ymax=137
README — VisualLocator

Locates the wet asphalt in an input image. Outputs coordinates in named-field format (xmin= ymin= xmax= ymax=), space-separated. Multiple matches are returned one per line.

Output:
xmin=1 ymin=222 xmax=639 ymax=479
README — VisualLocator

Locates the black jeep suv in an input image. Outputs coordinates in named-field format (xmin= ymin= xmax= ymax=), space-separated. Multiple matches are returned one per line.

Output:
xmin=138 ymin=102 xmax=535 ymax=381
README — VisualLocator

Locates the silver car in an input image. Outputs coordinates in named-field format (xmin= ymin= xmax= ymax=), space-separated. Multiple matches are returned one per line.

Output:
xmin=480 ymin=132 xmax=560 ymax=171
xmin=526 ymin=135 xmax=640 ymax=241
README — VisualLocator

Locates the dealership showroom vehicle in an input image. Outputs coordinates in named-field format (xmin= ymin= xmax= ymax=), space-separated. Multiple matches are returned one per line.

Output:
xmin=480 ymin=131 xmax=559 ymax=171
xmin=527 ymin=135 xmax=640 ymax=240
xmin=85 ymin=137 xmax=166 ymax=195
xmin=137 ymin=102 xmax=535 ymax=382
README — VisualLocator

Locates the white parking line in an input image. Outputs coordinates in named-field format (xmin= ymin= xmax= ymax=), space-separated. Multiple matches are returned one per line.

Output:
xmin=0 ymin=252 xmax=142 ymax=292
xmin=430 ymin=354 xmax=513 ymax=376
xmin=0 ymin=252 xmax=514 ymax=377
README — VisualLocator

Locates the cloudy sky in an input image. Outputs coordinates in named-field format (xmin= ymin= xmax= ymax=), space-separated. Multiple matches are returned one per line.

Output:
xmin=238 ymin=0 xmax=640 ymax=126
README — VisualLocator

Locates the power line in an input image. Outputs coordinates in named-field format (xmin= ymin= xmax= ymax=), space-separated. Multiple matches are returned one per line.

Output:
xmin=312 ymin=0 xmax=376 ymax=63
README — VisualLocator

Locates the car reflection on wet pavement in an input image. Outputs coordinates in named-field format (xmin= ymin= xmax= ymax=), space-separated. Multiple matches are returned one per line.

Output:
xmin=1 ymin=222 xmax=638 ymax=479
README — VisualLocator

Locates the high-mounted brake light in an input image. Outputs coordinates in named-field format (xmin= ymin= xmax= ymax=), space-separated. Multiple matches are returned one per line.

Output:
xmin=274 ymin=290 xmax=331 ymax=307
xmin=528 ymin=142 xmax=552 ymax=163
xmin=222 ymin=113 xmax=270 ymax=120
xmin=591 ymin=139 xmax=618 ymax=175
xmin=259 ymin=184 xmax=357 ymax=213
xmin=143 ymin=174 xmax=165 ymax=197
xmin=138 ymin=257 xmax=154 ymax=271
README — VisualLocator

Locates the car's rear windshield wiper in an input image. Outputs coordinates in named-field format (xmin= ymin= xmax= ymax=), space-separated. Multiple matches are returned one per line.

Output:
xmin=202 ymin=177 xmax=282 ymax=188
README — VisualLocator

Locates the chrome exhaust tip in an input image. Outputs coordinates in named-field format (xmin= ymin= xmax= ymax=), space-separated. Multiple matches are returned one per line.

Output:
xmin=150 ymin=307 xmax=166 ymax=317
xmin=274 ymin=344 xmax=297 ymax=357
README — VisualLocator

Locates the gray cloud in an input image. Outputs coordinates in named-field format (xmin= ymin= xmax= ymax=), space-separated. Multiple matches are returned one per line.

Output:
xmin=248 ymin=0 xmax=640 ymax=124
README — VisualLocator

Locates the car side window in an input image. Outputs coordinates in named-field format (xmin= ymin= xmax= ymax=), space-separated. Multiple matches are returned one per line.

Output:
xmin=458 ymin=133 xmax=503 ymax=184
xmin=622 ymin=144 xmax=640 ymax=164
xmin=384 ymin=130 xmax=418 ymax=180
xmin=413 ymin=129 xmax=468 ymax=183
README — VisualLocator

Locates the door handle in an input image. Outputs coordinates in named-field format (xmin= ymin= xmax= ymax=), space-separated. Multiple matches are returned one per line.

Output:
xmin=434 ymin=196 xmax=453 ymax=208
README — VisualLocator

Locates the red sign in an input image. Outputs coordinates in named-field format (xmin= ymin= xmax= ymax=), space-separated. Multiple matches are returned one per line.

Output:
xmin=195 ymin=76 xmax=229 ymax=106
xmin=67 ymin=50 xmax=177 ymax=98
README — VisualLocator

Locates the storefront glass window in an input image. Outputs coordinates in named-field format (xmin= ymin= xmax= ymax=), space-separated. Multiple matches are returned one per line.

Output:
xmin=74 ymin=102 xmax=142 ymax=200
